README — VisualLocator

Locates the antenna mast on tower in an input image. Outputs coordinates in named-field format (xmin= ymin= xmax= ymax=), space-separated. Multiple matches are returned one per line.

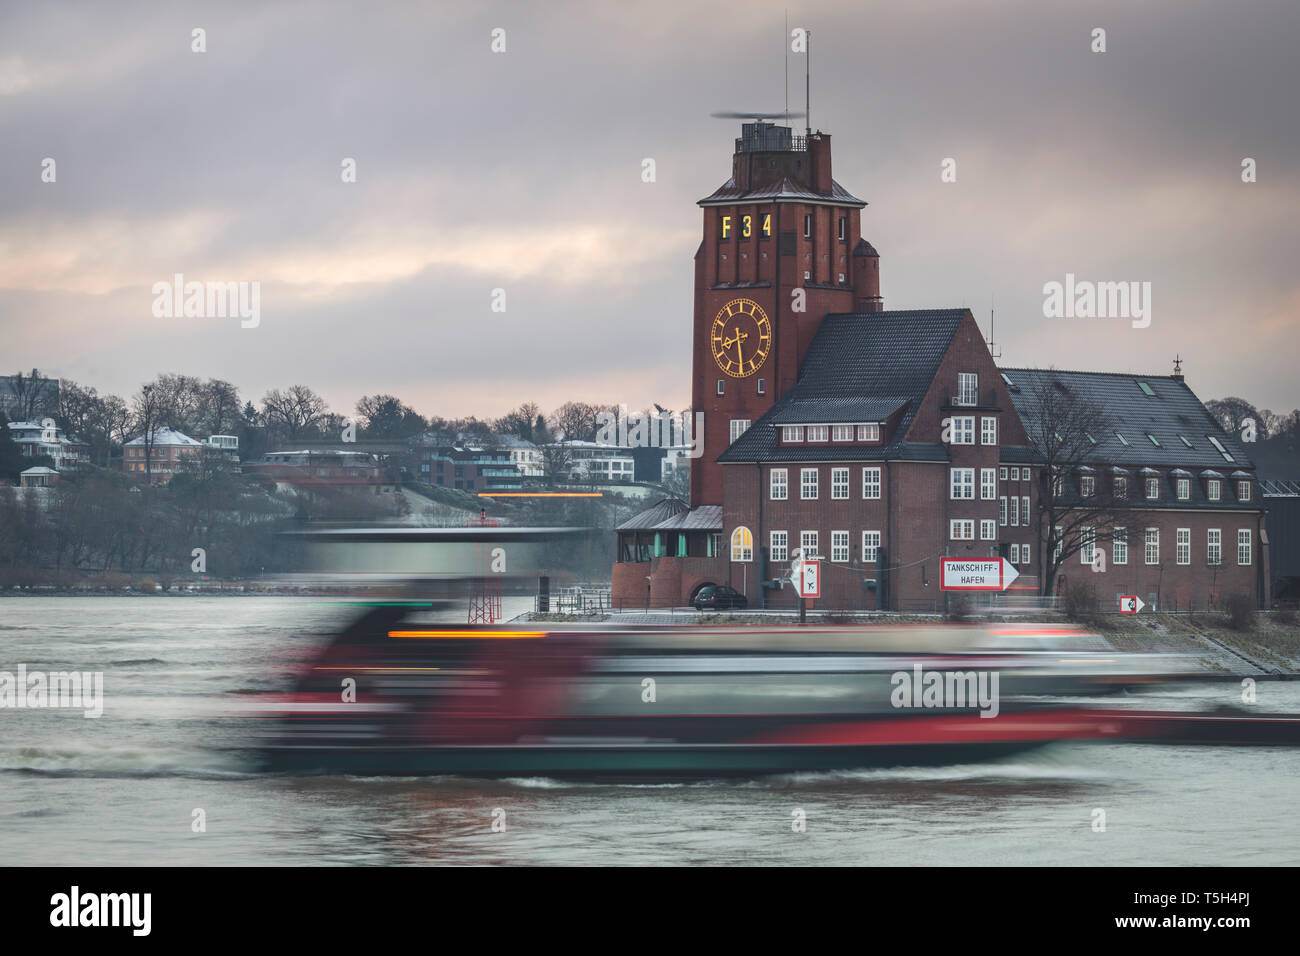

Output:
xmin=988 ymin=295 xmax=1002 ymax=360
xmin=805 ymin=29 xmax=812 ymax=135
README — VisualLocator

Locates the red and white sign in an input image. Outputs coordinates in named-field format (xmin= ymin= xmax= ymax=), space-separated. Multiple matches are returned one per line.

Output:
xmin=940 ymin=557 xmax=1020 ymax=591
xmin=1119 ymin=595 xmax=1146 ymax=614
xmin=797 ymin=560 xmax=821 ymax=598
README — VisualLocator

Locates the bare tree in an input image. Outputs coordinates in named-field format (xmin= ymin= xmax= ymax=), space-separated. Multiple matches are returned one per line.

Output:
xmin=261 ymin=385 xmax=330 ymax=442
xmin=131 ymin=383 xmax=167 ymax=483
xmin=1023 ymin=372 xmax=1148 ymax=596
xmin=1205 ymin=396 xmax=1267 ymax=442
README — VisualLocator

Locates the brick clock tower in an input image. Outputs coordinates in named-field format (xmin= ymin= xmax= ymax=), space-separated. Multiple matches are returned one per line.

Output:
xmin=689 ymin=121 xmax=882 ymax=506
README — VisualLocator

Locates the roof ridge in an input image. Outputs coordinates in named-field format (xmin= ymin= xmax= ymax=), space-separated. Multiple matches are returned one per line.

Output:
xmin=999 ymin=366 xmax=1181 ymax=381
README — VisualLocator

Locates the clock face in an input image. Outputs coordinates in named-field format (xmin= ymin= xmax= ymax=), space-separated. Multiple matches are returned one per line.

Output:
xmin=710 ymin=298 xmax=772 ymax=378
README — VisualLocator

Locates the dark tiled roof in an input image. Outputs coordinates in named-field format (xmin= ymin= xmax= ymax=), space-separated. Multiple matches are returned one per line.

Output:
xmin=998 ymin=368 xmax=1256 ymax=471
xmin=698 ymin=176 xmax=866 ymax=208
xmin=719 ymin=310 xmax=968 ymax=464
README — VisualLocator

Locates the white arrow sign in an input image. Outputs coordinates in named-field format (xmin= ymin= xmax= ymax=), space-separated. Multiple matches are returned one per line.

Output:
xmin=1119 ymin=595 xmax=1146 ymax=614
xmin=940 ymin=557 xmax=1020 ymax=591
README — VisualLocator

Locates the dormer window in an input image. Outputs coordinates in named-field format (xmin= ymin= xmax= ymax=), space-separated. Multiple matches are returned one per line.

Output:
xmin=1145 ymin=477 xmax=1160 ymax=499
xmin=806 ymin=425 xmax=829 ymax=442
xmin=781 ymin=426 xmax=804 ymax=443
xmin=1207 ymin=479 xmax=1221 ymax=501
xmin=857 ymin=423 xmax=880 ymax=441
xmin=1238 ymin=480 xmax=1252 ymax=502
xmin=832 ymin=424 xmax=854 ymax=442
xmin=1081 ymin=475 xmax=1095 ymax=497
xmin=1177 ymin=478 xmax=1190 ymax=500
xmin=1114 ymin=476 xmax=1128 ymax=498
xmin=957 ymin=373 xmax=978 ymax=406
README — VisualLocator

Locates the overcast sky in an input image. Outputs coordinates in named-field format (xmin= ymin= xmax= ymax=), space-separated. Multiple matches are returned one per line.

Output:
xmin=3 ymin=0 xmax=1298 ymax=422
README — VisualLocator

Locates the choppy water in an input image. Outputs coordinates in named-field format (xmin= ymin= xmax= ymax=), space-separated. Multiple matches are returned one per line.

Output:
xmin=1 ymin=597 xmax=1297 ymax=865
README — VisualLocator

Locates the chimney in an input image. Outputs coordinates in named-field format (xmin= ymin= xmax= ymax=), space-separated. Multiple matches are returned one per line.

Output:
xmin=807 ymin=132 xmax=833 ymax=194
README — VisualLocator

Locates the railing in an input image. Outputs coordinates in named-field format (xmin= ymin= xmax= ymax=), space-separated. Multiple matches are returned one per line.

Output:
xmin=540 ymin=586 xmax=611 ymax=614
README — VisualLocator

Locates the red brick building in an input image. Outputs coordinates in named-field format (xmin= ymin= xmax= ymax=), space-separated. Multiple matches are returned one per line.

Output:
xmin=612 ymin=121 xmax=1268 ymax=611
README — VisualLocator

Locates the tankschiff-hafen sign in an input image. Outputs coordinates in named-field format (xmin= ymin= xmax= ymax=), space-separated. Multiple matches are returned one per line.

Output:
xmin=940 ymin=557 xmax=1020 ymax=591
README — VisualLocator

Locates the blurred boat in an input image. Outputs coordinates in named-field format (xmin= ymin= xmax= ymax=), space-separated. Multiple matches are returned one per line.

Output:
xmin=247 ymin=607 xmax=1173 ymax=778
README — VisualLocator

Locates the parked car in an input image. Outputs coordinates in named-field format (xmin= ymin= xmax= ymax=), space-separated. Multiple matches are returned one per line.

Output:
xmin=693 ymin=584 xmax=748 ymax=612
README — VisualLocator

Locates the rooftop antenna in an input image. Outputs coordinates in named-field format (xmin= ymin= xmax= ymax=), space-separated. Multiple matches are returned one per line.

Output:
xmin=805 ymin=29 xmax=812 ymax=135
xmin=784 ymin=10 xmax=789 ymax=127
xmin=988 ymin=294 xmax=1002 ymax=359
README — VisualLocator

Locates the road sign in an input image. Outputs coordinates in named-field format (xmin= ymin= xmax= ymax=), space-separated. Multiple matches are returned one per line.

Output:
xmin=797 ymin=560 xmax=821 ymax=598
xmin=939 ymin=557 xmax=1020 ymax=591
xmin=1119 ymin=595 xmax=1146 ymax=614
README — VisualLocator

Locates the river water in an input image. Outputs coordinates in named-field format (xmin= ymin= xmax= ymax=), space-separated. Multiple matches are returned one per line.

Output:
xmin=1 ymin=597 xmax=1296 ymax=866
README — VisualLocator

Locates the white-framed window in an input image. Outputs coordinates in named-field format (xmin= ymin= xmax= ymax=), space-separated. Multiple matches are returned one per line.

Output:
xmin=1113 ymin=527 xmax=1128 ymax=565
xmin=801 ymin=530 xmax=819 ymax=558
xmin=1000 ymin=466 xmax=1008 ymax=481
xmin=1207 ymin=479 xmax=1221 ymax=501
xmin=729 ymin=419 xmax=750 ymax=442
xmin=831 ymin=531 xmax=849 ymax=562
xmin=981 ymin=417 xmax=997 ymax=445
xmin=1238 ymin=529 xmax=1252 ymax=565
xmin=770 ymin=468 xmax=788 ymax=500
xmin=862 ymin=530 xmax=881 ymax=563
xmin=1176 ymin=478 xmax=1190 ymax=500
xmin=730 ymin=526 xmax=753 ymax=562
xmin=717 ymin=379 xmax=725 ymax=396
xmin=1053 ymin=525 xmax=1064 ymax=564
xmin=1080 ymin=527 xmax=1095 ymax=565
xmin=801 ymin=468 xmax=818 ymax=499
xmin=863 ymin=465 xmax=883 ymax=502
xmin=831 ymin=468 xmax=849 ymax=499
xmin=757 ymin=378 xmax=765 ymax=395
xmin=837 ymin=217 xmax=846 ymax=241
xmin=950 ymin=519 xmax=975 ymax=540
xmin=1114 ymin=476 xmax=1128 ymax=498
xmin=981 ymin=468 xmax=997 ymax=500
xmin=957 ymin=372 xmax=978 ymax=406
xmin=1081 ymin=475 xmax=1095 ymax=498
xmin=862 ymin=467 xmax=881 ymax=499
xmin=1052 ymin=473 xmax=1064 ymax=497
xmin=782 ymin=426 xmax=803 ymax=442
xmin=1021 ymin=543 xmax=1031 ymax=566
xmin=832 ymin=424 xmax=854 ymax=442
xmin=1145 ymin=477 xmax=1160 ymax=499
xmin=1021 ymin=496 xmax=1030 ymax=524
xmin=950 ymin=467 xmax=975 ymax=499
xmin=1239 ymin=480 xmax=1252 ymax=502
xmin=807 ymin=425 xmax=829 ymax=442
xmin=1145 ymin=528 xmax=1160 ymax=565
xmin=999 ymin=497 xmax=1008 ymax=527
xmin=1010 ymin=543 xmax=1021 ymax=564
xmin=1176 ymin=528 xmax=1190 ymax=565
xmin=980 ymin=519 xmax=996 ymax=540
xmin=769 ymin=530 xmax=788 ymax=562
xmin=951 ymin=416 xmax=975 ymax=445
xmin=1208 ymin=528 xmax=1221 ymax=566
xmin=858 ymin=423 xmax=880 ymax=441
xmin=1009 ymin=496 xmax=1020 ymax=526
xmin=1011 ymin=467 xmax=1021 ymax=481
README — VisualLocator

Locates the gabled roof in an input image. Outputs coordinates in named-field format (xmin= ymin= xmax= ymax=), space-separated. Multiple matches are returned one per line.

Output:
xmin=998 ymin=368 xmax=1255 ymax=470
xmin=616 ymin=499 xmax=724 ymax=532
xmin=719 ymin=309 xmax=969 ymax=463
xmin=124 ymin=427 xmax=201 ymax=447
xmin=698 ymin=176 xmax=866 ymax=208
